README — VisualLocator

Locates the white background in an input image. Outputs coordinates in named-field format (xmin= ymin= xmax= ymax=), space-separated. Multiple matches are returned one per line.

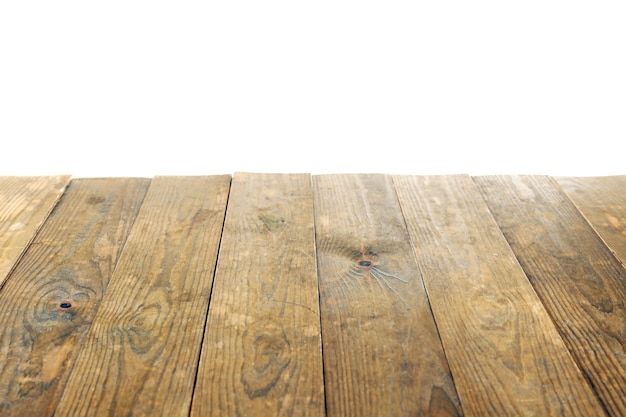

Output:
xmin=1 ymin=1 xmax=624 ymax=178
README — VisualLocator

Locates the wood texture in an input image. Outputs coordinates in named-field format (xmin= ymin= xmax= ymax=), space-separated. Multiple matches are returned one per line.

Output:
xmin=0 ymin=178 xmax=149 ymax=416
xmin=1 ymin=173 xmax=623 ymax=417
xmin=394 ymin=175 xmax=605 ymax=417
xmin=313 ymin=174 xmax=462 ymax=417
xmin=557 ymin=175 xmax=626 ymax=267
xmin=475 ymin=175 xmax=626 ymax=417
xmin=54 ymin=176 xmax=230 ymax=417
xmin=0 ymin=176 xmax=70 ymax=287
xmin=191 ymin=173 xmax=324 ymax=417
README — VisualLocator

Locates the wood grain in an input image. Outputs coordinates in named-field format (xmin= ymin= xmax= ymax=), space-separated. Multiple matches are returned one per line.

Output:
xmin=0 ymin=178 xmax=149 ymax=416
xmin=191 ymin=173 xmax=324 ymax=417
xmin=54 ymin=176 xmax=230 ymax=417
xmin=557 ymin=175 xmax=626 ymax=267
xmin=313 ymin=174 xmax=462 ymax=417
xmin=394 ymin=175 xmax=606 ymax=417
xmin=0 ymin=176 xmax=70 ymax=287
xmin=475 ymin=175 xmax=626 ymax=417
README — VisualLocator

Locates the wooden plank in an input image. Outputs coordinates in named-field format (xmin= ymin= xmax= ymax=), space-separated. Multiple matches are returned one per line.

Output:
xmin=475 ymin=175 xmax=626 ymax=417
xmin=191 ymin=173 xmax=324 ymax=417
xmin=54 ymin=176 xmax=230 ymax=417
xmin=313 ymin=174 xmax=462 ymax=417
xmin=393 ymin=175 xmax=606 ymax=417
xmin=0 ymin=178 xmax=150 ymax=416
xmin=557 ymin=175 xmax=626 ymax=267
xmin=0 ymin=176 xmax=70 ymax=287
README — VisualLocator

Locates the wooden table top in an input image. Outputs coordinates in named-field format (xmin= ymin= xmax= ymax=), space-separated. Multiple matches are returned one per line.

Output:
xmin=0 ymin=174 xmax=624 ymax=417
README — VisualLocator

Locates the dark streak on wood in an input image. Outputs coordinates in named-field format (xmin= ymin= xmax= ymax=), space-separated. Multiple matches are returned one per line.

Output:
xmin=475 ymin=175 xmax=626 ymax=417
xmin=557 ymin=175 xmax=626 ymax=268
xmin=395 ymin=174 xmax=606 ymax=417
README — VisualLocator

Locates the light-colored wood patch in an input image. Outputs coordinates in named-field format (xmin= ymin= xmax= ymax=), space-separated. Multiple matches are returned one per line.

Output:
xmin=0 ymin=176 xmax=70 ymax=287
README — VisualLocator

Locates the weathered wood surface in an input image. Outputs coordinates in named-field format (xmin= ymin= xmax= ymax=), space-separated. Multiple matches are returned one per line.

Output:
xmin=394 ymin=175 xmax=605 ymax=417
xmin=191 ymin=173 xmax=324 ymax=417
xmin=313 ymin=174 xmax=461 ymax=417
xmin=54 ymin=176 xmax=230 ymax=417
xmin=1 ymin=173 xmax=624 ymax=417
xmin=475 ymin=175 xmax=626 ymax=417
xmin=557 ymin=175 xmax=626 ymax=267
xmin=0 ymin=176 xmax=70 ymax=287
xmin=0 ymin=178 xmax=149 ymax=416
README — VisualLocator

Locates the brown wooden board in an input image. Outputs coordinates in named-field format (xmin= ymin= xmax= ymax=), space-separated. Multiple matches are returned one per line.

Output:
xmin=557 ymin=175 xmax=626 ymax=267
xmin=54 ymin=176 xmax=230 ymax=417
xmin=0 ymin=176 xmax=70 ymax=287
xmin=191 ymin=173 xmax=324 ymax=417
xmin=313 ymin=174 xmax=462 ymax=417
xmin=475 ymin=175 xmax=626 ymax=417
xmin=0 ymin=178 xmax=149 ymax=416
xmin=394 ymin=175 xmax=606 ymax=417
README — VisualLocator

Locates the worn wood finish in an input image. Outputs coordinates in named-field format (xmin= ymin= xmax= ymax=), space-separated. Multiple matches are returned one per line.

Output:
xmin=0 ymin=178 xmax=149 ymax=416
xmin=475 ymin=175 xmax=626 ymax=417
xmin=313 ymin=174 xmax=462 ymax=417
xmin=557 ymin=175 xmax=626 ymax=266
xmin=0 ymin=176 xmax=70 ymax=287
xmin=394 ymin=175 xmax=605 ymax=417
xmin=1 ymin=173 xmax=624 ymax=417
xmin=54 ymin=176 xmax=231 ymax=417
xmin=191 ymin=173 xmax=324 ymax=417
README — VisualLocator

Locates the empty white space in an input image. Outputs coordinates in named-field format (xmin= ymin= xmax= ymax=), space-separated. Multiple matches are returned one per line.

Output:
xmin=1 ymin=1 xmax=624 ymax=177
